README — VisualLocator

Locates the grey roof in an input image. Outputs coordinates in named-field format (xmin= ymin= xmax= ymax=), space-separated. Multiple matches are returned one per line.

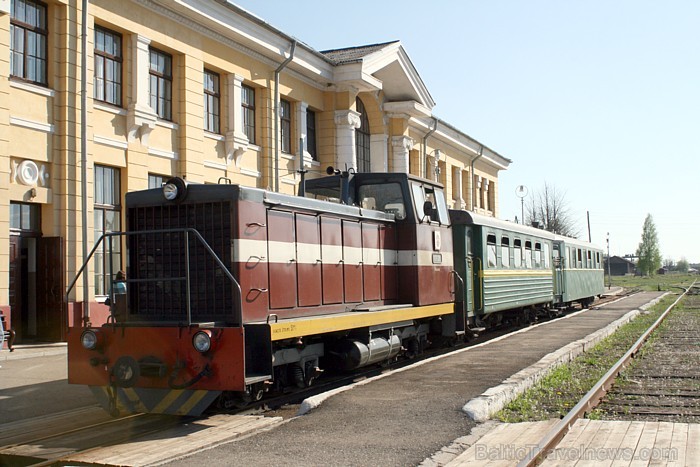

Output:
xmin=321 ymin=41 xmax=400 ymax=65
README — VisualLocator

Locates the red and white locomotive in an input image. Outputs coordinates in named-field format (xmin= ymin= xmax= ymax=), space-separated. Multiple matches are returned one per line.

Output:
xmin=68 ymin=170 xmax=461 ymax=415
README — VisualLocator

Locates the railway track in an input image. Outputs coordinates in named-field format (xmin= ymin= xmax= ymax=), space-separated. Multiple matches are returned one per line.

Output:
xmin=597 ymin=287 xmax=700 ymax=422
xmin=517 ymin=282 xmax=697 ymax=466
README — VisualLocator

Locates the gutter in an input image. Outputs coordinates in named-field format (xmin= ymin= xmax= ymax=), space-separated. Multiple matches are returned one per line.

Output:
xmin=273 ymin=40 xmax=297 ymax=192
xmin=469 ymin=145 xmax=484 ymax=210
xmin=421 ymin=117 xmax=439 ymax=179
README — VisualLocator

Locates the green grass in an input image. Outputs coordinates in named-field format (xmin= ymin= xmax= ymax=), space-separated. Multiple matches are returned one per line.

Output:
xmin=495 ymin=294 xmax=677 ymax=423
xmin=608 ymin=273 xmax=697 ymax=292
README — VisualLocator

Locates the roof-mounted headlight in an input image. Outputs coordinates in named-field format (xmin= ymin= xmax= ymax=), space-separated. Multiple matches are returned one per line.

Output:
xmin=162 ymin=177 xmax=188 ymax=202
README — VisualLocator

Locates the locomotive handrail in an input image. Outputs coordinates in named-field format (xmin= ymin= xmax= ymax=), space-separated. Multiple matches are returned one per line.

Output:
xmin=66 ymin=228 xmax=243 ymax=327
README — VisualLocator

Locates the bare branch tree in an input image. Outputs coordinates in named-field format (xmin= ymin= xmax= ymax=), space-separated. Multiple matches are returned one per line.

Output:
xmin=525 ymin=182 xmax=580 ymax=238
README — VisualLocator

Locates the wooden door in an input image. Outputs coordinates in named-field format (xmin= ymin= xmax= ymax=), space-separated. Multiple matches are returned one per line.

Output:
xmin=8 ymin=236 xmax=21 ymax=339
xmin=37 ymin=237 xmax=65 ymax=341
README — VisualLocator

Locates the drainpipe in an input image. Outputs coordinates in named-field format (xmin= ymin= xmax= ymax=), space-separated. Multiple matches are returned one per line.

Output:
xmin=469 ymin=145 xmax=484 ymax=211
xmin=80 ymin=0 xmax=90 ymax=326
xmin=421 ymin=117 xmax=438 ymax=179
xmin=273 ymin=40 xmax=297 ymax=192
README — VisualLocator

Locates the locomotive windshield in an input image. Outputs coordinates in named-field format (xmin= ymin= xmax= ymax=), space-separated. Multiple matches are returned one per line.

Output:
xmin=357 ymin=182 xmax=406 ymax=220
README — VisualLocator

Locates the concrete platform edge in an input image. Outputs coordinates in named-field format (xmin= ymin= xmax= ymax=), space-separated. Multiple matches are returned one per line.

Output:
xmin=461 ymin=292 xmax=668 ymax=422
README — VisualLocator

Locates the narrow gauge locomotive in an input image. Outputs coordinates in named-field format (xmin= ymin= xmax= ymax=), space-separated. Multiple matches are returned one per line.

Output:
xmin=67 ymin=170 xmax=603 ymax=416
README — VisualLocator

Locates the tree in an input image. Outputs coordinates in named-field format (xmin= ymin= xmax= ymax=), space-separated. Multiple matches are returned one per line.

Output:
xmin=525 ymin=182 xmax=579 ymax=237
xmin=677 ymin=257 xmax=689 ymax=273
xmin=635 ymin=214 xmax=662 ymax=276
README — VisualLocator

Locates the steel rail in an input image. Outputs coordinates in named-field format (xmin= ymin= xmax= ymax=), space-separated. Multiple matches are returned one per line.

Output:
xmin=518 ymin=281 xmax=696 ymax=467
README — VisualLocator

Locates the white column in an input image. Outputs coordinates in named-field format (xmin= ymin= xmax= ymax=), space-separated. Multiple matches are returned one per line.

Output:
xmin=334 ymin=110 xmax=361 ymax=170
xmin=370 ymin=134 xmax=388 ymax=172
xmin=294 ymin=101 xmax=312 ymax=171
xmin=483 ymin=178 xmax=490 ymax=211
xmin=127 ymin=35 xmax=158 ymax=145
xmin=225 ymin=73 xmax=249 ymax=166
xmin=391 ymin=136 xmax=413 ymax=174
xmin=452 ymin=167 xmax=464 ymax=209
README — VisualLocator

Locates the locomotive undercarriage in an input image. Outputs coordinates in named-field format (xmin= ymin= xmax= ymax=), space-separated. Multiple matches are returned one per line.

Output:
xmin=219 ymin=320 xmax=433 ymax=409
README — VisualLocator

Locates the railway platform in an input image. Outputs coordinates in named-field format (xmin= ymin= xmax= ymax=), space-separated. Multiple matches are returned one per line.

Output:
xmin=446 ymin=419 xmax=699 ymax=466
xmin=164 ymin=291 xmax=665 ymax=467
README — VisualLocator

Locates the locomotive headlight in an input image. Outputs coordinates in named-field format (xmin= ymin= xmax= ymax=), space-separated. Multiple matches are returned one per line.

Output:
xmin=192 ymin=331 xmax=212 ymax=353
xmin=81 ymin=329 xmax=102 ymax=350
xmin=162 ymin=182 xmax=178 ymax=201
xmin=162 ymin=177 xmax=188 ymax=202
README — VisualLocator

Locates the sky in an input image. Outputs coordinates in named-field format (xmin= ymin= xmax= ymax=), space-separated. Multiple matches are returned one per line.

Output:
xmin=231 ymin=1 xmax=700 ymax=263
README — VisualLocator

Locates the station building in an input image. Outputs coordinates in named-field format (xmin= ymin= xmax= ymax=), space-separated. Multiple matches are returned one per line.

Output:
xmin=0 ymin=0 xmax=511 ymax=344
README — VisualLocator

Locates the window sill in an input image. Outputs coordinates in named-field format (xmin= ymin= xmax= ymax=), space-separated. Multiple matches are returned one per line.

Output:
xmin=10 ymin=79 xmax=55 ymax=98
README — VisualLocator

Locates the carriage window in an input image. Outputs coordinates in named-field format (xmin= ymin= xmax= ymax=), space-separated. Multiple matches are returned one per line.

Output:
xmin=577 ymin=249 xmax=583 ymax=268
xmin=487 ymin=234 xmax=497 ymax=268
xmin=596 ymin=252 xmax=601 ymax=268
xmin=525 ymin=241 xmax=533 ymax=268
xmin=544 ymin=243 xmax=550 ymax=268
xmin=514 ymin=239 xmax=522 ymax=267
xmin=587 ymin=250 xmax=592 ymax=269
xmin=569 ymin=247 xmax=575 ymax=268
xmin=534 ymin=243 xmax=542 ymax=268
xmin=358 ymin=183 xmax=406 ymax=220
xmin=501 ymin=236 xmax=510 ymax=268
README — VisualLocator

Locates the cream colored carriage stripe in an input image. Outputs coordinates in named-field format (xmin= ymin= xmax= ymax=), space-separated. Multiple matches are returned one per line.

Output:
xmin=234 ymin=239 xmax=451 ymax=267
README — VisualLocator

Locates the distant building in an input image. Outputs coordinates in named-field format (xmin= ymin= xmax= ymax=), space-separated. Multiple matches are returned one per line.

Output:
xmin=605 ymin=256 xmax=637 ymax=276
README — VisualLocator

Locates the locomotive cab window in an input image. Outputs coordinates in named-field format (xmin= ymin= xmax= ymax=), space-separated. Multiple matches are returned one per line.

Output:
xmin=358 ymin=182 xmax=406 ymax=220
xmin=501 ymin=236 xmax=510 ymax=268
xmin=411 ymin=182 xmax=449 ymax=225
xmin=487 ymin=234 xmax=497 ymax=268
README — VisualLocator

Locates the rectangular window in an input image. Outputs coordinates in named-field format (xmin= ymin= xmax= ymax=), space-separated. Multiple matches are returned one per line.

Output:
xmin=94 ymin=26 xmax=122 ymax=106
xmin=281 ymin=99 xmax=291 ymax=154
xmin=534 ymin=243 xmax=542 ymax=268
xmin=94 ymin=165 xmax=121 ymax=296
xmin=577 ymin=249 xmax=583 ymax=268
xmin=544 ymin=243 xmax=550 ymax=268
xmin=10 ymin=0 xmax=48 ymax=85
xmin=307 ymin=109 xmax=317 ymax=160
xmin=203 ymin=69 xmax=220 ymax=133
xmin=149 ymin=48 xmax=172 ymax=120
xmin=501 ymin=236 xmax=510 ymax=268
xmin=514 ymin=239 xmax=522 ymax=267
xmin=487 ymin=234 xmax=497 ymax=268
xmin=525 ymin=241 xmax=533 ymax=269
xmin=148 ymin=173 xmax=168 ymax=189
xmin=10 ymin=202 xmax=40 ymax=231
xmin=242 ymin=84 xmax=255 ymax=144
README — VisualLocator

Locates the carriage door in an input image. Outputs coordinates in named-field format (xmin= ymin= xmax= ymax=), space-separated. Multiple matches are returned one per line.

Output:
xmin=553 ymin=242 xmax=564 ymax=302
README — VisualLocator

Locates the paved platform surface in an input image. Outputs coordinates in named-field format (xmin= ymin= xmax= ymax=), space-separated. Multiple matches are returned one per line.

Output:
xmin=448 ymin=419 xmax=700 ymax=466
xmin=163 ymin=291 xmax=664 ymax=467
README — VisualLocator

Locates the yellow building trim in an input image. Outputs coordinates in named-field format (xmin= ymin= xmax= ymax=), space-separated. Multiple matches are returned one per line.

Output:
xmin=269 ymin=303 xmax=454 ymax=341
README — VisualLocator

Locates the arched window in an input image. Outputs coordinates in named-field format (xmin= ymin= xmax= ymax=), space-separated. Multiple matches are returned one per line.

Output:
xmin=355 ymin=97 xmax=371 ymax=172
